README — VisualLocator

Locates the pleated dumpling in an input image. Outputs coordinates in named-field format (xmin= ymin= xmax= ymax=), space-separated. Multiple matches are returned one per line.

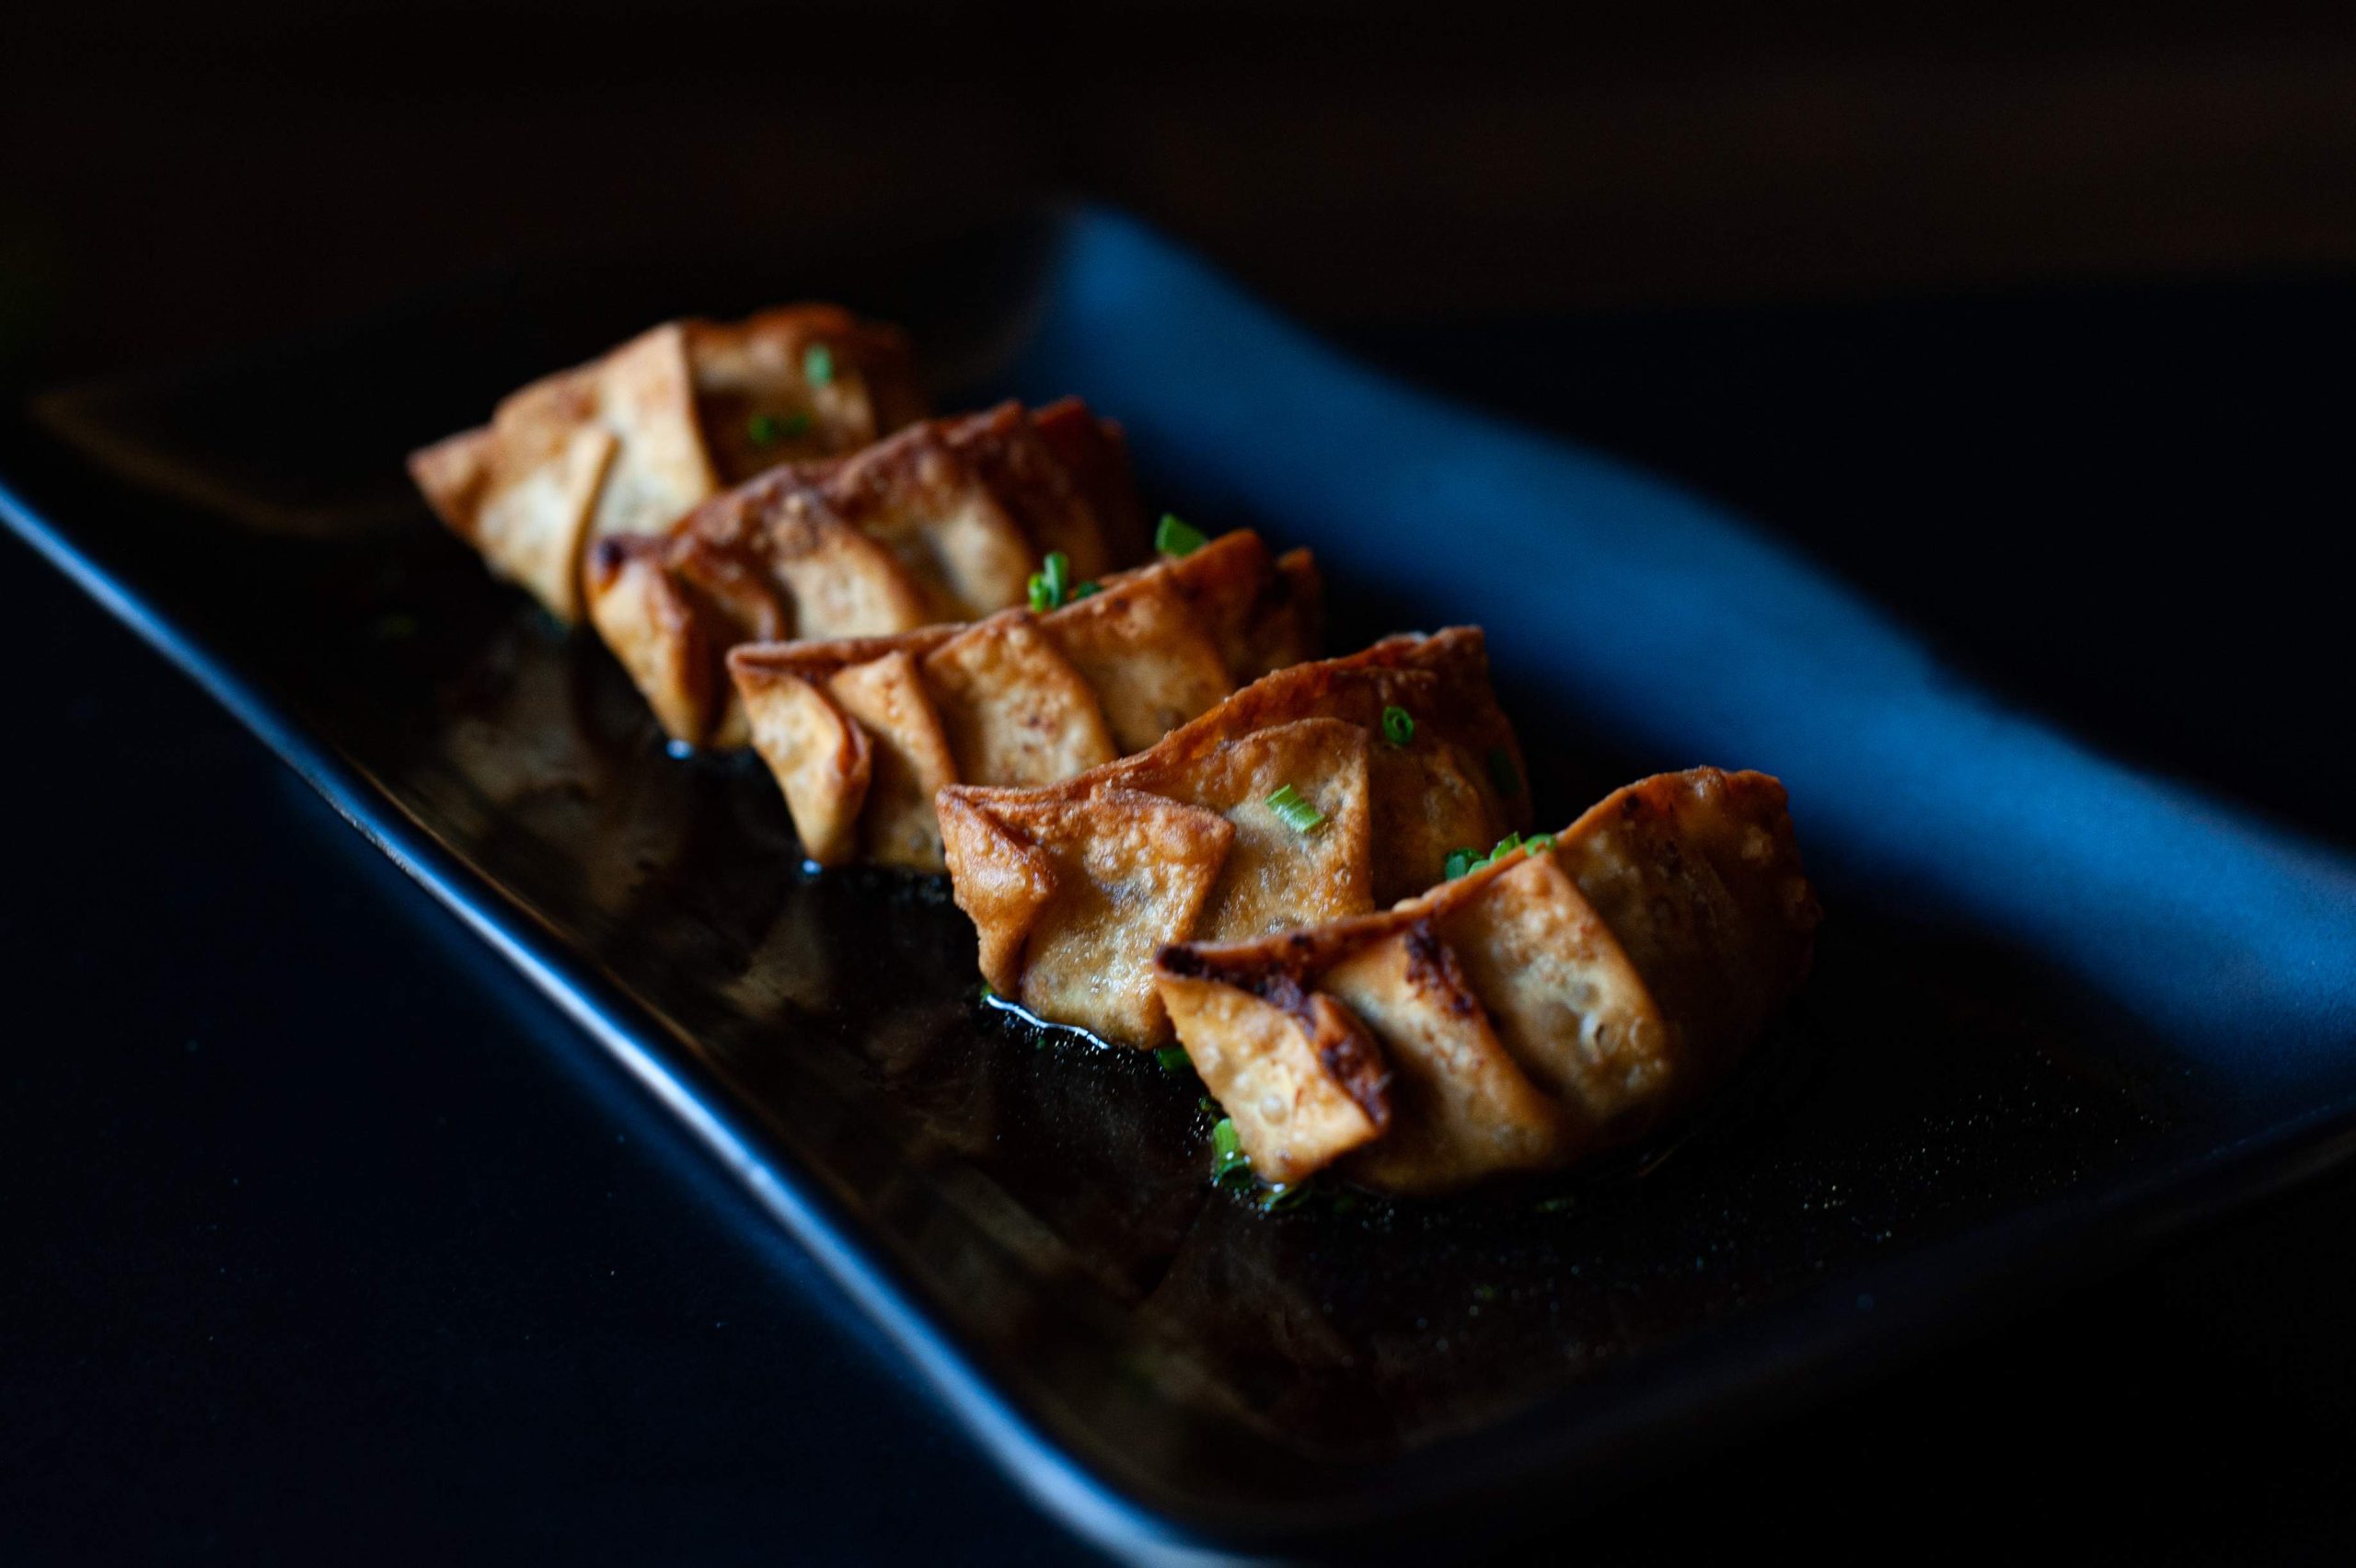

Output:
xmin=409 ymin=305 xmax=924 ymax=621
xmin=585 ymin=399 xmax=1156 ymax=747
xmin=937 ymin=628 xmax=1530 ymax=1046
xmin=727 ymin=529 xmax=1324 ymax=868
xmin=1151 ymin=767 xmax=1819 ymax=1193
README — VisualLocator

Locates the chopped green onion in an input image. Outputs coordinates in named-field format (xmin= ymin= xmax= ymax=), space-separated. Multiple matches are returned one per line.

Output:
xmin=1472 ymin=1283 xmax=1499 ymax=1304
xmin=1265 ymin=783 xmax=1327 ymax=834
xmin=1534 ymin=1194 xmax=1575 ymax=1214
xmin=978 ymin=982 xmax=998 ymax=1001
xmin=1487 ymin=747 xmax=1521 ymax=798
xmin=803 ymin=342 xmax=835 ymax=386
xmin=1154 ymin=1045 xmax=1192 ymax=1074
xmin=1154 ymin=513 xmax=1207 ymax=557
xmin=1446 ymin=830 xmax=1551 ymax=881
xmin=1381 ymin=705 xmax=1415 ymax=748
xmin=1025 ymin=552 xmax=1098 ymax=611
xmin=1028 ymin=551 xmax=1072 ymax=611
xmin=1210 ymin=1117 xmax=1253 ymax=1186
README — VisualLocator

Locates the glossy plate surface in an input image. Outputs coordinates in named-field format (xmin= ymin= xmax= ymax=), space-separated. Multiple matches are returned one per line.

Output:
xmin=6 ymin=209 xmax=2354 ymax=1562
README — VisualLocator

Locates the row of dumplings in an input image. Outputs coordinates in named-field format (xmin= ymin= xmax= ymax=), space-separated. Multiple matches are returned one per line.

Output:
xmin=410 ymin=306 xmax=1820 ymax=1197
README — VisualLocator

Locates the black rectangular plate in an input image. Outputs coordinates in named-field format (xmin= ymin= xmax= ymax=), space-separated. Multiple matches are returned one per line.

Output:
xmin=7 ymin=211 xmax=2355 ymax=1563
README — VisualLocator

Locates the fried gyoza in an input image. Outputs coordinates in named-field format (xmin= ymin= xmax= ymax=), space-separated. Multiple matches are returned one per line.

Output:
xmin=584 ymin=398 xmax=1150 ymax=747
xmin=1150 ymin=768 xmax=1819 ymax=1192
xmin=407 ymin=306 xmax=925 ymax=622
xmin=727 ymin=530 xmax=1325 ymax=869
xmin=938 ymin=628 xmax=1530 ymax=1045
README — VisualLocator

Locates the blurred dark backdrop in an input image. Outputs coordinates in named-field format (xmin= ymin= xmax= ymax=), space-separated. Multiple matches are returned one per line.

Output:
xmin=9 ymin=6 xmax=2356 ymax=1565
xmin=9 ymin=1 xmax=2356 ymax=382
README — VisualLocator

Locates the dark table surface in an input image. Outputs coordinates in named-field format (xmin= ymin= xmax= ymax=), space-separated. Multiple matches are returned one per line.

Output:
xmin=7 ymin=283 xmax=2356 ymax=1565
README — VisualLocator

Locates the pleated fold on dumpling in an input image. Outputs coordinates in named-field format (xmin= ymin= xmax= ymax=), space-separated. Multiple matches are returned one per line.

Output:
xmin=409 ymin=306 xmax=925 ymax=621
xmin=731 ymin=529 xmax=1325 ymax=869
xmin=587 ymin=398 xmax=1154 ymax=746
xmin=938 ymin=628 xmax=1530 ymax=1044
xmin=1152 ymin=767 xmax=1819 ymax=1193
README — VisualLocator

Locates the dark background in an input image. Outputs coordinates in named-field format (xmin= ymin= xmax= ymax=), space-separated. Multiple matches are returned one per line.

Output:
xmin=10 ymin=0 xmax=2356 ymax=381
xmin=7 ymin=4 xmax=2356 ymax=1562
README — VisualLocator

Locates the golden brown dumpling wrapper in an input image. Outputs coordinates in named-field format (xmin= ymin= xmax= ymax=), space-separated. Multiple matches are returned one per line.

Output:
xmin=728 ymin=531 xmax=1326 ymax=866
xmin=940 ymin=628 xmax=1526 ymax=1043
xmin=1553 ymin=767 xmax=1826 ymax=1090
xmin=944 ymin=718 xmax=1377 ymax=1044
xmin=1032 ymin=397 xmax=1150 ymax=570
xmin=733 ymin=662 xmax=872 ymax=866
xmin=686 ymin=309 xmax=926 ymax=484
xmin=1043 ymin=571 xmax=1233 ymax=755
xmin=1180 ymin=719 xmax=1375 ymax=945
xmin=943 ymin=401 xmax=1117 ymax=583
xmin=1154 ymin=966 xmax=1391 ymax=1185
xmin=584 ymin=531 xmax=790 ymax=747
xmin=826 ymin=651 xmax=958 ymax=870
xmin=920 ymin=615 xmax=1119 ymax=790
xmin=585 ymin=401 xmax=1158 ymax=746
xmin=809 ymin=420 xmax=1037 ymax=625
xmin=941 ymin=786 xmax=1235 ymax=1046
xmin=1151 ymin=767 xmax=1819 ymax=1195
xmin=1436 ymin=849 xmax=1677 ymax=1144
xmin=744 ymin=485 xmax=937 ymax=638
xmin=583 ymin=538 xmax=711 ymax=746
xmin=1081 ymin=625 xmax=1523 ymax=907
xmin=409 ymin=306 xmax=922 ymax=621
xmin=1322 ymin=921 xmax=1573 ymax=1193
xmin=583 ymin=503 xmax=926 ymax=751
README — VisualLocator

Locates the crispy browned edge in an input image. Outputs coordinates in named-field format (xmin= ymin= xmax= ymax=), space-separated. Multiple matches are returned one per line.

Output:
xmin=1032 ymin=398 xmax=1150 ymax=568
xmin=405 ymin=304 xmax=926 ymax=618
xmin=723 ymin=530 xmax=1325 ymax=866
xmin=1152 ymin=767 xmax=1819 ymax=1193
xmin=935 ymin=626 xmax=1520 ymax=838
xmin=931 ymin=628 xmax=1521 ymax=1036
xmin=689 ymin=304 xmax=928 ymax=446
xmin=724 ymin=527 xmax=1308 ymax=688
xmin=940 ymin=400 xmax=1114 ymax=581
xmin=584 ymin=398 xmax=1163 ymax=747
xmin=1164 ymin=963 xmax=1396 ymax=1124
